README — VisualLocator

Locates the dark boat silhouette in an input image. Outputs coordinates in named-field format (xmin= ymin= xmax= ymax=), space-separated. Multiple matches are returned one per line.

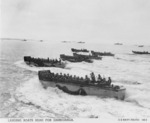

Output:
xmin=60 ymin=54 xmax=93 ymax=63
xmin=132 ymin=51 xmax=150 ymax=54
xmin=23 ymin=39 xmax=27 ymax=41
xmin=91 ymin=51 xmax=115 ymax=56
xmin=114 ymin=43 xmax=123 ymax=45
xmin=24 ymin=56 xmax=66 ymax=68
xmin=73 ymin=53 xmax=102 ymax=60
xmin=77 ymin=41 xmax=85 ymax=44
xmin=38 ymin=70 xmax=126 ymax=100
xmin=71 ymin=48 xmax=89 ymax=52
xmin=138 ymin=45 xmax=144 ymax=47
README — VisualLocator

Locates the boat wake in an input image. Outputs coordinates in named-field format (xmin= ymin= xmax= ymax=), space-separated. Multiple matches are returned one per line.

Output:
xmin=124 ymin=84 xmax=150 ymax=109
xmin=115 ymin=54 xmax=150 ymax=63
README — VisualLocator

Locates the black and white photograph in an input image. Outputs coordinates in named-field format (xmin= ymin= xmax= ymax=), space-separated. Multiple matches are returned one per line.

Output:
xmin=0 ymin=0 xmax=150 ymax=122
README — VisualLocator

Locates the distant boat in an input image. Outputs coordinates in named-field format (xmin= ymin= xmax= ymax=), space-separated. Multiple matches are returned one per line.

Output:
xmin=60 ymin=54 xmax=93 ymax=63
xmin=78 ymin=41 xmax=85 ymax=43
xmin=91 ymin=51 xmax=115 ymax=56
xmin=23 ymin=39 xmax=27 ymax=41
xmin=132 ymin=51 xmax=150 ymax=54
xmin=114 ymin=43 xmax=123 ymax=45
xmin=73 ymin=53 xmax=102 ymax=60
xmin=71 ymin=48 xmax=89 ymax=53
xmin=62 ymin=41 xmax=71 ymax=43
xmin=138 ymin=45 xmax=144 ymax=47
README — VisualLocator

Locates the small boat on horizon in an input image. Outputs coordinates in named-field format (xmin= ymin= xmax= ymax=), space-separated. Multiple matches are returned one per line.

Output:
xmin=138 ymin=45 xmax=144 ymax=47
xmin=132 ymin=51 xmax=150 ymax=54
xmin=78 ymin=41 xmax=85 ymax=43
xmin=114 ymin=43 xmax=123 ymax=45
xmin=71 ymin=48 xmax=89 ymax=53
xmin=91 ymin=51 xmax=115 ymax=56
xmin=23 ymin=39 xmax=27 ymax=41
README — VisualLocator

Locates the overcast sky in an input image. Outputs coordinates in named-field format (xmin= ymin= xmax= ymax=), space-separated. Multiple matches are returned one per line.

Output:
xmin=1 ymin=0 xmax=150 ymax=44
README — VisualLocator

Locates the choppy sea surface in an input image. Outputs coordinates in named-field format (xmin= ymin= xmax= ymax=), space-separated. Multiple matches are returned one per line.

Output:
xmin=0 ymin=39 xmax=150 ymax=119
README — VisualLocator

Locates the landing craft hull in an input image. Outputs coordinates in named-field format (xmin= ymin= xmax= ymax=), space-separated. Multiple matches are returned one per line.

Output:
xmin=132 ymin=51 xmax=150 ymax=54
xmin=40 ymin=80 xmax=126 ymax=100
xmin=25 ymin=61 xmax=66 ymax=68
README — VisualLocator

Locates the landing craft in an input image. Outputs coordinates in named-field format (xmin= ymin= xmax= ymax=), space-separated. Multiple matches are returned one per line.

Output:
xmin=23 ymin=39 xmax=27 ymax=41
xmin=38 ymin=70 xmax=126 ymax=100
xmin=60 ymin=54 xmax=93 ymax=63
xmin=132 ymin=51 xmax=150 ymax=54
xmin=114 ymin=43 xmax=123 ymax=45
xmin=71 ymin=48 xmax=89 ymax=52
xmin=24 ymin=56 xmax=66 ymax=68
xmin=73 ymin=53 xmax=102 ymax=60
xmin=91 ymin=51 xmax=115 ymax=56
xmin=138 ymin=45 xmax=144 ymax=47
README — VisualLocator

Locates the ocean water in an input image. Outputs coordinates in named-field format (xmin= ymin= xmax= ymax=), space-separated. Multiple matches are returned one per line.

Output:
xmin=0 ymin=39 xmax=150 ymax=119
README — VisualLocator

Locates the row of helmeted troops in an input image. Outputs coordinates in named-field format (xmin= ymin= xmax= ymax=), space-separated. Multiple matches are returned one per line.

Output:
xmin=24 ymin=48 xmax=115 ymax=67
xmin=24 ymin=56 xmax=63 ymax=67
xmin=38 ymin=70 xmax=112 ymax=87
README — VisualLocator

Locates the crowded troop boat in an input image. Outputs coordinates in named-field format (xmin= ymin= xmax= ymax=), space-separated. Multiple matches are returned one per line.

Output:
xmin=91 ymin=51 xmax=115 ymax=56
xmin=71 ymin=48 xmax=89 ymax=52
xmin=24 ymin=56 xmax=66 ymax=68
xmin=132 ymin=51 xmax=150 ymax=54
xmin=73 ymin=53 xmax=102 ymax=60
xmin=38 ymin=70 xmax=126 ymax=100
xmin=60 ymin=54 xmax=93 ymax=63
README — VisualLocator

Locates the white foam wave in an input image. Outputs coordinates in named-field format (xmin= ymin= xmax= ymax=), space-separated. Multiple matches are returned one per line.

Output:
xmin=125 ymin=85 xmax=150 ymax=109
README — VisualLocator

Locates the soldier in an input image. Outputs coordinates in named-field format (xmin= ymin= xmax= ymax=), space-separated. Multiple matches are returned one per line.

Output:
xmin=72 ymin=75 xmax=76 ymax=83
xmin=64 ymin=74 xmax=67 ymax=77
xmin=61 ymin=74 xmax=65 ymax=82
xmin=51 ymin=73 xmax=54 ymax=80
xmin=90 ymin=72 xmax=96 ymax=83
xmin=85 ymin=75 xmax=90 ymax=85
xmin=97 ymin=74 xmax=102 ymax=84
xmin=76 ymin=77 xmax=80 ymax=83
xmin=70 ymin=75 xmax=73 ymax=82
xmin=55 ymin=73 xmax=59 ymax=81
xmin=51 ymin=59 xmax=54 ymax=63
xmin=58 ymin=73 xmax=62 ymax=82
xmin=80 ymin=77 xmax=84 ymax=83
xmin=66 ymin=74 xmax=69 ymax=80
xmin=102 ymin=78 xmax=106 ymax=84
xmin=107 ymin=77 xmax=112 ymax=86
xmin=56 ymin=59 xmax=58 ymax=63
xmin=47 ymin=57 xmax=50 ymax=62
